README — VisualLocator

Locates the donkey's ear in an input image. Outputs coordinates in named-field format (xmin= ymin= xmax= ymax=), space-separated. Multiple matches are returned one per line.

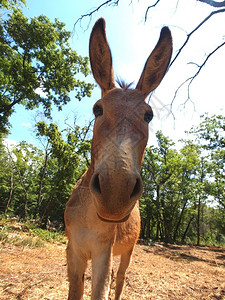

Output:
xmin=136 ymin=27 xmax=172 ymax=98
xmin=89 ymin=18 xmax=115 ymax=97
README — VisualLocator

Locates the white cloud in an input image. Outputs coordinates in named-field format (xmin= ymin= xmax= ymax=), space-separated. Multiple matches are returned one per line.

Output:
xmin=3 ymin=138 xmax=18 ymax=148
xmin=3 ymin=139 xmax=18 ymax=161
xmin=34 ymin=87 xmax=47 ymax=98
xmin=21 ymin=122 xmax=31 ymax=128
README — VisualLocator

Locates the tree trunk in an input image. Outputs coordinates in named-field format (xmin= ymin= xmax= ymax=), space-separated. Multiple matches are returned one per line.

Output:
xmin=182 ymin=215 xmax=194 ymax=243
xmin=156 ymin=222 xmax=160 ymax=241
xmin=17 ymin=170 xmax=28 ymax=219
xmin=40 ymin=195 xmax=55 ymax=226
xmin=4 ymin=158 xmax=14 ymax=214
xmin=146 ymin=215 xmax=151 ymax=239
xmin=155 ymin=185 xmax=161 ymax=240
xmin=34 ymin=150 xmax=49 ymax=219
xmin=7 ymin=148 xmax=28 ymax=218
xmin=16 ymin=168 xmax=28 ymax=219
xmin=140 ymin=218 xmax=146 ymax=239
xmin=173 ymin=198 xmax=188 ymax=242
xmin=197 ymin=195 xmax=201 ymax=246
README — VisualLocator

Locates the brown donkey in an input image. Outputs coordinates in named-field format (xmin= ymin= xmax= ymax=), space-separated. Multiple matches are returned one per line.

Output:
xmin=65 ymin=18 xmax=172 ymax=299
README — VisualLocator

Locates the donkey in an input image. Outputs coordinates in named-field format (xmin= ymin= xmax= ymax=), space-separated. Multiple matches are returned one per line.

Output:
xmin=64 ymin=18 xmax=172 ymax=299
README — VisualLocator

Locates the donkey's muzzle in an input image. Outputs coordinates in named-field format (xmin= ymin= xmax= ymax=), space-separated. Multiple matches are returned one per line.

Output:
xmin=90 ymin=172 xmax=143 ymax=222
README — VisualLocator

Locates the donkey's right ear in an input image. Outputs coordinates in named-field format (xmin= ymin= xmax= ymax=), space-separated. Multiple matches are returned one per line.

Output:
xmin=89 ymin=18 xmax=115 ymax=97
xmin=136 ymin=27 xmax=172 ymax=98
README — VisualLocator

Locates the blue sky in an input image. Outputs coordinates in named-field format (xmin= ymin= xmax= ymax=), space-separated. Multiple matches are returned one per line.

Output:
xmin=7 ymin=0 xmax=225 ymax=147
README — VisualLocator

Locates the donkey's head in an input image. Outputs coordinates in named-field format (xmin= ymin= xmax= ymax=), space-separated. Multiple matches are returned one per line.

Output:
xmin=89 ymin=18 xmax=172 ymax=222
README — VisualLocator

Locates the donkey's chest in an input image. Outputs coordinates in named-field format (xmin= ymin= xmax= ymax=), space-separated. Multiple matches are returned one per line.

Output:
xmin=65 ymin=185 xmax=140 ymax=257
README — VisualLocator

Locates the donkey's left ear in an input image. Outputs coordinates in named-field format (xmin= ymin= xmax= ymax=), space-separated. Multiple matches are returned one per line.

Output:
xmin=89 ymin=18 xmax=115 ymax=97
xmin=136 ymin=27 xmax=172 ymax=98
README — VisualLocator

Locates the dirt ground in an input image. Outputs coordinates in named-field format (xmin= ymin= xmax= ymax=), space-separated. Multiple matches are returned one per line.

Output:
xmin=0 ymin=241 xmax=225 ymax=300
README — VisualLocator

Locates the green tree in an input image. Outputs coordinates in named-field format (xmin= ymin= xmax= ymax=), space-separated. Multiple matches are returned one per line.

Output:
xmin=0 ymin=0 xmax=93 ymax=133
xmin=35 ymin=121 xmax=91 ymax=223
xmin=2 ymin=141 xmax=43 ymax=218
xmin=0 ymin=0 xmax=25 ymax=9
xmin=0 ymin=134 xmax=13 ymax=213
xmin=209 ymin=149 xmax=225 ymax=210
xmin=0 ymin=121 xmax=91 ymax=223
xmin=191 ymin=115 xmax=225 ymax=210
xmin=193 ymin=114 xmax=225 ymax=150
xmin=141 ymin=131 xmax=182 ymax=242
xmin=190 ymin=114 xmax=225 ymax=241
xmin=172 ymin=141 xmax=201 ymax=243
xmin=141 ymin=132 xmax=214 ymax=245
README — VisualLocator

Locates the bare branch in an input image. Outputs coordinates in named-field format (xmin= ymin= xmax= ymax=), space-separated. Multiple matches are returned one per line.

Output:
xmin=0 ymin=95 xmax=22 ymax=115
xmin=74 ymin=0 xmax=119 ymax=29
xmin=197 ymin=0 xmax=225 ymax=7
xmin=145 ymin=1 xmax=182 ymax=21
xmin=145 ymin=0 xmax=161 ymax=21
xmin=82 ymin=119 xmax=94 ymax=141
xmin=171 ymin=41 xmax=225 ymax=111
xmin=170 ymin=8 xmax=225 ymax=67
xmin=189 ymin=41 xmax=225 ymax=82
xmin=167 ymin=76 xmax=196 ymax=120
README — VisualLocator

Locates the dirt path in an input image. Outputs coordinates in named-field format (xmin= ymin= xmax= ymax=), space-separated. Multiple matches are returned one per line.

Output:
xmin=0 ymin=241 xmax=225 ymax=299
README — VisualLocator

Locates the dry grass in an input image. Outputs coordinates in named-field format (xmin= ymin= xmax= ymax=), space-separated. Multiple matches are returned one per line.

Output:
xmin=0 ymin=240 xmax=225 ymax=299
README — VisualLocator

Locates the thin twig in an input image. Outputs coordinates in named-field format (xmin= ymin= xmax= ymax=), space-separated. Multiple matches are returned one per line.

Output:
xmin=145 ymin=0 xmax=161 ymax=21
xmin=170 ymin=8 xmax=225 ymax=67
xmin=189 ymin=41 xmax=225 ymax=82
xmin=74 ymin=0 xmax=120 ymax=29
xmin=170 ymin=77 xmax=192 ymax=112
xmin=171 ymin=41 xmax=225 ymax=111
xmin=145 ymin=1 xmax=182 ymax=21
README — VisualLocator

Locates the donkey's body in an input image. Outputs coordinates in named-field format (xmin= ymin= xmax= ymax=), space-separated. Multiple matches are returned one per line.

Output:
xmin=65 ymin=168 xmax=140 ymax=299
xmin=65 ymin=18 xmax=172 ymax=299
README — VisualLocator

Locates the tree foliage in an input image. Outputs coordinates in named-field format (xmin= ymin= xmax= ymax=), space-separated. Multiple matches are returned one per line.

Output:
xmin=140 ymin=115 xmax=225 ymax=245
xmin=0 ymin=121 xmax=91 ymax=224
xmin=190 ymin=115 xmax=225 ymax=212
xmin=0 ymin=0 xmax=94 ymax=133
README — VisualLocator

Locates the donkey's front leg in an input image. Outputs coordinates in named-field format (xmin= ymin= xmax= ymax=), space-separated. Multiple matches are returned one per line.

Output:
xmin=115 ymin=249 xmax=133 ymax=300
xmin=91 ymin=241 xmax=113 ymax=300
xmin=67 ymin=241 xmax=87 ymax=300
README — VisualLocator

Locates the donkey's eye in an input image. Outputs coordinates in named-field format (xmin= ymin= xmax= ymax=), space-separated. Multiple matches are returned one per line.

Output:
xmin=93 ymin=105 xmax=103 ymax=118
xmin=144 ymin=110 xmax=153 ymax=123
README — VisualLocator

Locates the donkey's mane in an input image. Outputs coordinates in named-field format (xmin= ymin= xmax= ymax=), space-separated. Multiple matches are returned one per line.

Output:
xmin=116 ymin=78 xmax=134 ymax=90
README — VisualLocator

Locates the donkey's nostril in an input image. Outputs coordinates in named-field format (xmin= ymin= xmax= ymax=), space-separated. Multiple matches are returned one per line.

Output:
xmin=130 ymin=178 xmax=142 ymax=199
xmin=91 ymin=174 xmax=101 ymax=195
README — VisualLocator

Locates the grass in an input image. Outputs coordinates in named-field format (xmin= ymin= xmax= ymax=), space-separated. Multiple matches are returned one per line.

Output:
xmin=30 ymin=227 xmax=66 ymax=244
xmin=0 ymin=216 xmax=66 ymax=248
